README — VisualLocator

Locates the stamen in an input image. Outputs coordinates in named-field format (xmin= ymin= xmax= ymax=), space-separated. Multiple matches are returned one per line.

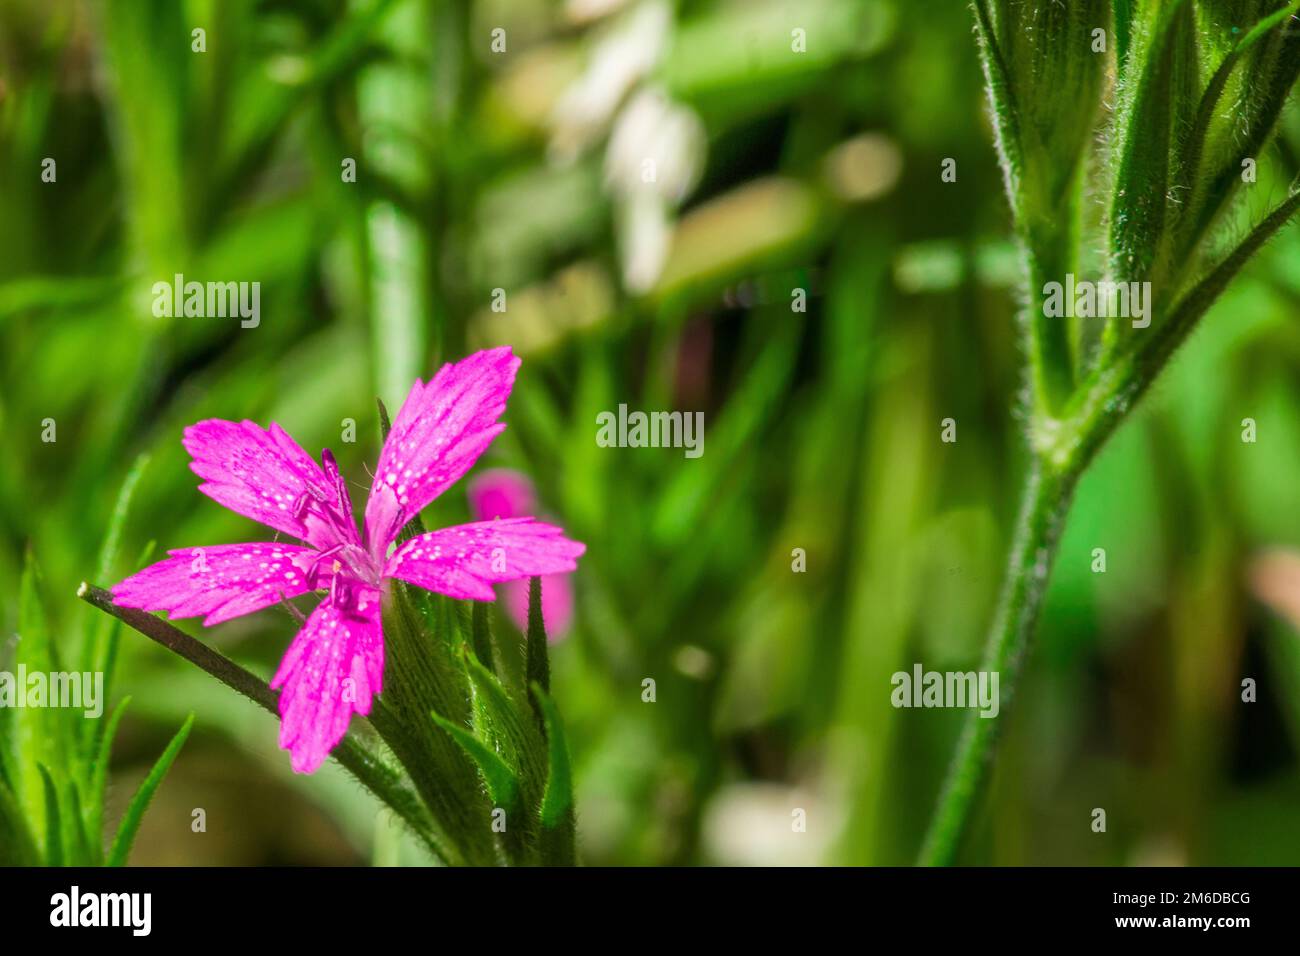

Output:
xmin=307 ymin=544 xmax=344 ymax=589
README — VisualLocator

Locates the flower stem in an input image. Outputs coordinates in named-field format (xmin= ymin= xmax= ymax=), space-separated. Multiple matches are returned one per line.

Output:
xmin=76 ymin=582 xmax=454 ymax=863
xmin=917 ymin=459 xmax=1077 ymax=865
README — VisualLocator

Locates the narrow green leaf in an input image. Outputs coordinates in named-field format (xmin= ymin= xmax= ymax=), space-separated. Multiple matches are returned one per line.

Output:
xmin=87 ymin=696 xmax=131 ymax=864
xmin=0 ymin=727 xmax=13 ymax=794
xmin=38 ymin=764 xmax=63 ymax=867
xmin=106 ymin=714 xmax=193 ymax=867
xmin=1179 ymin=2 xmax=1300 ymax=251
xmin=525 ymin=577 xmax=549 ymax=699
xmin=93 ymin=454 xmax=150 ymax=590
xmin=430 ymin=713 xmax=520 ymax=813
xmin=377 ymin=582 xmax=496 ymax=864
xmin=1062 ymin=189 xmax=1300 ymax=472
xmin=970 ymin=0 xmax=1024 ymax=203
xmin=1144 ymin=189 xmax=1300 ymax=370
xmin=1114 ymin=0 xmax=1135 ymax=74
xmin=19 ymin=550 xmax=59 ymax=673
xmin=652 ymin=308 xmax=802 ymax=545
xmin=470 ymin=600 xmax=495 ymax=673
xmin=79 ymin=585 xmax=451 ymax=863
xmin=81 ymin=455 xmax=149 ymax=694
xmin=134 ymin=539 xmax=157 ymax=569
xmin=453 ymin=598 xmax=473 ymax=654
xmin=17 ymin=552 xmax=66 ymax=825
xmin=0 ymin=674 xmax=16 ymax=792
xmin=464 ymin=651 xmax=546 ymax=791
xmin=63 ymin=778 xmax=93 ymax=867
xmin=0 ymin=777 xmax=40 ymax=865
xmin=1108 ymin=0 xmax=1190 ymax=283
xmin=101 ymin=0 xmax=190 ymax=269
xmin=0 ymin=275 xmax=126 ymax=320
xmin=531 ymin=684 xmax=576 ymax=866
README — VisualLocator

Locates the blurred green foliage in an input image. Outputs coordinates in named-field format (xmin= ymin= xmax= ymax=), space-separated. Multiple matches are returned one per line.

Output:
xmin=2 ymin=0 xmax=1300 ymax=865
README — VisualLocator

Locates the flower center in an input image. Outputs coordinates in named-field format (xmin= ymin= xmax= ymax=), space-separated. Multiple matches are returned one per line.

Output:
xmin=328 ymin=572 xmax=382 ymax=620
xmin=306 ymin=543 xmax=381 ymax=590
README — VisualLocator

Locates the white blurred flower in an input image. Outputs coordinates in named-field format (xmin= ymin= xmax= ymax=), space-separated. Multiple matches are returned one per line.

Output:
xmin=564 ymin=0 xmax=630 ymax=25
xmin=604 ymin=87 xmax=706 ymax=292
xmin=615 ymin=191 xmax=671 ymax=294
xmin=604 ymin=87 xmax=705 ymax=203
xmin=548 ymin=0 xmax=671 ymax=162
xmin=702 ymin=783 xmax=837 ymax=866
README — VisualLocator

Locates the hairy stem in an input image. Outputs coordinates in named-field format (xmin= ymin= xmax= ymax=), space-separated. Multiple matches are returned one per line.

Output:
xmin=926 ymin=0 xmax=1300 ymax=870
xmin=1025 ymin=222 xmax=1078 ymax=415
xmin=76 ymin=582 xmax=454 ymax=863
xmin=921 ymin=181 xmax=1296 ymax=859
xmin=918 ymin=459 xmax=1077 ymax=864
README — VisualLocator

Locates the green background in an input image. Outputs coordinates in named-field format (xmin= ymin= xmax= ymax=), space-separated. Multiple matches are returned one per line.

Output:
xmin=2 ymin=0 xmax=1300 ymax=865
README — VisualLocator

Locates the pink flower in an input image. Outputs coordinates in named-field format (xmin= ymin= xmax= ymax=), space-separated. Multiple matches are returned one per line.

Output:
xmin=112 ymin=348 xmax=585 ymax=773
xmin=468 ymin=470 xmax=576 ymax=641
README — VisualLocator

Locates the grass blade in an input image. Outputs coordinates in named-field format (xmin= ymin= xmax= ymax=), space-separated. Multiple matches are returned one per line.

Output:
xmin=77 ymin=582 xmax=450 ymax=862
xmin=87 ymin=696 xmax=131 ymax=865
xmin=470 ymin=600 xmax=495 ymax=673
xmin=0 ymin=776 xmax=40 ymax=865
xmin=525 ymin=576 xmax=549 ymax=697
xmin=38 ymin=764 xmax=63 ymax=866
xmin=531 ymin=684 xmax=576 ymax=866
xmin=106 ymin=714 xmax=193 ymax=867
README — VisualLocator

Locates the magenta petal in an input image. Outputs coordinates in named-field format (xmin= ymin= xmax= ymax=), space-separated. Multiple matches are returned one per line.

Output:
xmin=271 ymin=590 xmax=384 ymax=774
xmin=184 ymin=419 xmax=355 ymax=549
xmin=468 ymin=471 xmax=576 ymax=638
xmin=502 ymin=573 xmax=575 ymax=640
xmin=383 ymin=518 xmax=585 ymax=602
xmin=467 ymin=469 xmax=538 ymax=522
xmin=364 ymin=347 xmax=521 ymax=556
xmin=111 ymin=543 xmax=319 ymax=626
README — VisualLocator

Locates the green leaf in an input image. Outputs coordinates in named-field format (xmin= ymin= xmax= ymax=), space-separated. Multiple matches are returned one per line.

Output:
xmin=1108 ymin=0 xmax=1190 ymax=283
xmin=970 ymin=0 xmax=1022 ymax=201
xmin=92 ymin=454 xmax=150 ymax=590
xmin=106 ymin=714 xmax=193 ymax=867
xmin=970 ymin=0 xmax=1106 ymax=412
xmin=78 ymin=584 xmax=452 ymax=863
xmin=0 ymin=275 xmax=126 ymax=321
xmin=662 ymin=0 xmax=888 ymax=114
xmin=1114 ymin=0 xmax=1136 ymax=74
xmin=651 ymin=309 xmax=802 ymax=546
xmin=1001 ymin=0 xmax=1106 ymax=208
xmin=1141 ymin=189 xmax=1300 ymax=374
xmin=63 ymin=778 xmax=93 ymax=867
xmin=80 ymin=454 xmax=149 ymax=752
xmin=19 ymin=550 xmax=58 ymax=674
xmin=525 ymin=576 xmax=550 ymax=700
xmin=16 ymin=552 xmax=67 ymax=828
xmin=87 ymin=696 xmax=131 ymax=864
xmin=530 ymin=684 xmax=576 ymax=866
xmin=470 ymin=600 xmax=495 ymax=673
xmin=1178 ymin=2 xmax=1300 ymax=253
xmin=0 ymin=729 xmax=13 ymax=794
xmin=464 ymin=652 xmax=546 ymax=791
xmin=0 ymin=776 xmax=39 ymax=866
xmin=1048 ymin=189 xmax=1300 ymax=481
xmin=376 ymin=582 xmax=497 ymax=864
xmin=38 ymin=764 xmax=63 ymax=867
xmin=431 ymin=651 xmax=544 ymax=864
xmin=101 ymin=0 xmax=190 ymax=270
xmin=429 ymin=713 xmax=520 ymax=814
